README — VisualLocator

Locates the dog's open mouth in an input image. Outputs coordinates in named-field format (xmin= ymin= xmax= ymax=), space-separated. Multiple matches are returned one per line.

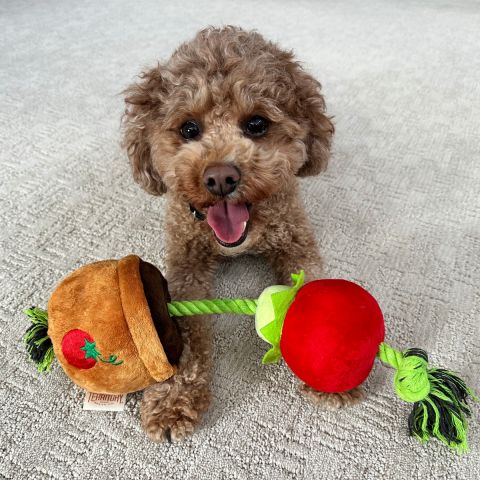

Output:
xmin=206 ymin=201 xmax=250 ymax=248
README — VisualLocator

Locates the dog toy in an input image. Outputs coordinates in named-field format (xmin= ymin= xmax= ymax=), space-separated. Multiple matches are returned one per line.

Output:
xmin=24 ymin=256 xmax=183 ymax=394
xmin=24 ymin=255 xmax=476 ymax=452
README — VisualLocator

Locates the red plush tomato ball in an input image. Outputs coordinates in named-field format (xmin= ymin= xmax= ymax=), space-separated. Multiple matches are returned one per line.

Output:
xmin=280 ymin=280 xmax=385 ymax=392
xmin=61 ymin=329 xmax=96 ymax=369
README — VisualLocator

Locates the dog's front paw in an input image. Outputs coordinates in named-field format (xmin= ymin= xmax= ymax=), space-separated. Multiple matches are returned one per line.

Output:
xmin=140 ymin=378 xmax=209 ymax=442
xmin=143 ymin=407 xmax=198 ymax=442
xmin=298 ymin=383 xmax=365 ymax=410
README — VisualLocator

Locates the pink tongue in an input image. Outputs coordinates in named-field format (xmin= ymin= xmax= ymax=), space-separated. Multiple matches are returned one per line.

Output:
xmin=207 ymin=201 xmax=249 ymax=244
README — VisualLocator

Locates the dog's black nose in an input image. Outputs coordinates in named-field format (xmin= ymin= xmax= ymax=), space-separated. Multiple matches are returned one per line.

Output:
xmin=203 ymin=165 xmax=240 ymax=196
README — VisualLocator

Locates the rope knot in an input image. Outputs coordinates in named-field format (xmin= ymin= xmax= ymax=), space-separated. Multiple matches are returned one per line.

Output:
xmin=378 ymin=343 xmax=431 ymax=403
xmin=394 ymin=352 xmax=430 ymax=403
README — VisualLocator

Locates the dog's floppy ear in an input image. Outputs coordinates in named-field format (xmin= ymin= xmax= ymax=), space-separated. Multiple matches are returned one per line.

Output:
xmin=122 ymin=66 xmax=167 ymax=195
xmin=293 ymin=69 xmax=334 ymax=177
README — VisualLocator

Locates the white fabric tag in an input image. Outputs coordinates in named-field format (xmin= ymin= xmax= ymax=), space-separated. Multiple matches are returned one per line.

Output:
xmin=83 ymin=391 xmax=127 ymax=411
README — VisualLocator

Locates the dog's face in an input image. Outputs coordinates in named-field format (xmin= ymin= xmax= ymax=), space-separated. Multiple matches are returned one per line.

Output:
xmin=123 ymin=27 xmax=333 ymax=248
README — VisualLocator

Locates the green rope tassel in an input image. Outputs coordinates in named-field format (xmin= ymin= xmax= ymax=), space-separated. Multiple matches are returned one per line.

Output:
xmin=167 ymin=299 xmax=258 ymax=317
xmin=378 ymin=342 xmax=477 ymax=453
xmin=23 ymin=307 xmax=55 ymax=373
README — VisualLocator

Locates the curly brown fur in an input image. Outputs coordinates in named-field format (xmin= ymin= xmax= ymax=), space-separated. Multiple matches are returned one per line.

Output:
xmin=123 ymin=26 xmax=359 ymax=442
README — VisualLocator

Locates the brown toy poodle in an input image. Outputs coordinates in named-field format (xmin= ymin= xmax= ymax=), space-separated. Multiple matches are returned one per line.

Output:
xmin=122 ymin=26 xmax=363 ymax=442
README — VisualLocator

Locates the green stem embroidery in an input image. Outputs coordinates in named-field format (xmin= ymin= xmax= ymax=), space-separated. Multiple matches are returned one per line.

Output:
xmin=99 ymin=354 xmax=123 ymax=366
xmin=81 ymin=338 xmax=123 ymax=366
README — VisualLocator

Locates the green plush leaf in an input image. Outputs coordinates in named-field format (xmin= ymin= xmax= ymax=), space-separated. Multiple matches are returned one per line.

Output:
xmin=262 ymin=346 xmax=282 ymax=364
xmin=260 ymin=319 xmax=281 ymax=346
xmin=259 ymin=271 xmax=305 ymax=360
xmin=290 ymin=271 xmax=305 ymax=290
xmin=270 ymin=289 xmax=295 ymax=320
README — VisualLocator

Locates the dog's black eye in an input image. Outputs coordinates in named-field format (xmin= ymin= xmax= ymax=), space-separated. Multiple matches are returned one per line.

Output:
xmin=244 ymin=115 xmax=269 ymax=138
xmin=180 ymin=120 xmax=201 ymax=140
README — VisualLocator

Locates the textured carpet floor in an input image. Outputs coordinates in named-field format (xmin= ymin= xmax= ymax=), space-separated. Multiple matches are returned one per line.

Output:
xmin=1 ymin=0 xmax=479 ymax=478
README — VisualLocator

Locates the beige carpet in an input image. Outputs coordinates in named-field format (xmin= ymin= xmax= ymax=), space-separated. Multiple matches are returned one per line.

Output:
xmin=1 ymin=0 xmax=479 ymax=478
